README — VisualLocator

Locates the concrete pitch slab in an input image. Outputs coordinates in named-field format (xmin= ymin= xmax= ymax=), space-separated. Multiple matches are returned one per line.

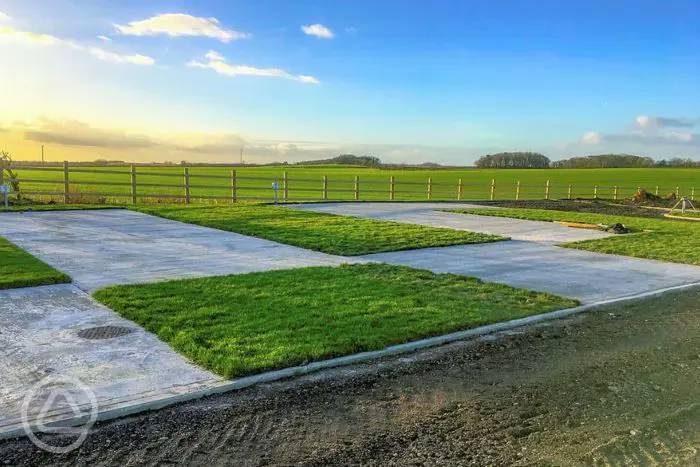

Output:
xmin=289 ymin=202 xmax=614 ymax=243
xmin=0 ymin=284 xmax=221 ymax=426
xmin=362 ymin=241 xmax=700 ymax=304
xmin=288 ymin=203 xmax=700 ymax=304
xmin=0 ymin=209 xmax=359 ymax=292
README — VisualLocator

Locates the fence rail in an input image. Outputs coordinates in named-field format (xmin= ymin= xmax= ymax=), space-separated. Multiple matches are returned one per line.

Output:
xmin=0 ymin=161 xmax=696 ymax=205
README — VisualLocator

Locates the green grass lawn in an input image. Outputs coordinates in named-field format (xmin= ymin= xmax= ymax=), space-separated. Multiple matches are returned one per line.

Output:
xmin=11 ymin=165 xmax=700 ymax=202
xmin=0 ymin=237 xmax=70 ymax=289
xmin=135 ymin=204 xmax=503 ymax=255
xmin=93 ymin=263 xmax=577 ymax=378
xmin=448 ymin=207 xmax=700 ymax=265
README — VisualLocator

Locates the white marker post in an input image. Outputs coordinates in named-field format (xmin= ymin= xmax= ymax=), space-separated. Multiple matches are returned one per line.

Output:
xmin=271 ymin=181 xmax=280 ymax=204
xmin=0 ymin=184 xmax=9 ymax=208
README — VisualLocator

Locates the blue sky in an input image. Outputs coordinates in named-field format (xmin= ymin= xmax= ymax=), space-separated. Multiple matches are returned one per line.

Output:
xmin=1 ymin=0 xmax=699 ymax=163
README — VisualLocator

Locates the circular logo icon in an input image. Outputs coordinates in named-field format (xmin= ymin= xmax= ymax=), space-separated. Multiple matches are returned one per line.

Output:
xmin=21 ymin=375 xmax=98 ymax=454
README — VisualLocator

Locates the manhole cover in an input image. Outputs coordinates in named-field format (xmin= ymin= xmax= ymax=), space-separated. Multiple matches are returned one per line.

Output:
xmin=77 ymin=325 xmax=134 ymax=340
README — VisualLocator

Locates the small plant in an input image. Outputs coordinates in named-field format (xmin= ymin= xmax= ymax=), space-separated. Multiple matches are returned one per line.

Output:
xmin=0 ymin=150 xmax=21 ymax=200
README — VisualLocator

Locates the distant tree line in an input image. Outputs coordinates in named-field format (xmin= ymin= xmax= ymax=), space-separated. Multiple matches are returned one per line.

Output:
xmin=297 ymin=154 xmax=383 ymax=167
xmin=551 ymin=154 xmax=655 ymax=168
xmin=655 ymin=158 xmax=700 ymax=168
xmin=475 ymin=152 xmax=551 ymax=169
xmin=474 ymin=153 xmax=699 ymax=169
xmin=553 ymin=154 xmax=700 ymax=168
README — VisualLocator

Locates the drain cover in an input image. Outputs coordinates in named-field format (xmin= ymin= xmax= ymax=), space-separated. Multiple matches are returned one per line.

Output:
xmin=77 ymin=325 xmax=134 ymax=340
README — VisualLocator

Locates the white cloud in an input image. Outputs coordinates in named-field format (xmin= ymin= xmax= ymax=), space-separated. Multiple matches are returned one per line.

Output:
xmin=576 ymin=115 xmax=700 ymax=154
xmin=0 ymin=26 xmax=59 ymax=45
xmin=581 ymin=131 xmax=601 ymax=144
xmin=0 ymin=26 xmax=154 ymax=66
xmin=297 ymin=75 xmax=320 ymax=84
xmin=667 ymin=131 xmax=693 ymax=143
xmin=97 ymin=35 xmax=111 ymax=42
xmin=204 ymin=50 xmax=225 ymax=61
xmin=635 ymin=115 xmax=695 ymax=129
xmin=114 ymin=13 xmax=249 ymax=42
xmin=301 ymin=23 xmax=334 ymax=39
xmin=87 ymin=46 xmax=154 ymax=65
xmin=188 ymin=50 xmax=320 ymax=84
xmin=0 ymin=11 xmax=11 ymax=22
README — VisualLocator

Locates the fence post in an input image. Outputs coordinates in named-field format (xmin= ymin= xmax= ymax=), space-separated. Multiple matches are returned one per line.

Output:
xmin=515 ymin=181 xmax=520 ymax=200
xmin=655 ymin=186 xmax=659 ymax=196
xmin=568 ymin=184 xmax=572 ymax=199
xmin=63 ymin=161 xmax=70 ymax=204
xmin=129 ymin=164 xmax=137 ymax=204
xmin=183 ymin=166 xmax=191 ymax=204
xmin=230 ymin=169 xmax=237 ymax=202
xmin=322 ymin=175 xmax=328 ymax=200
xmin=282 ymin=171 xmax=288 ymax=202
xmin=545 ymin=180 xmax=550 ymax=200
xmin=613 ymin=185 xmax=618 ymax=201
xmin=389 ymin=176 xmax=395 ymax=201
xmin=457 ymin=178 xmax=463 ymax=200
xmin=676 ymin=186 xmax=680 ymax=197
xmin=427 ymin=177 xmax=432 ymax=200
xmin=594 ymin=185 xmax=598 ymax=199
xmin=692 ymin=187 xmax=696 ymax=201
xmin=354 ymin=175 xmax=359 ymax=200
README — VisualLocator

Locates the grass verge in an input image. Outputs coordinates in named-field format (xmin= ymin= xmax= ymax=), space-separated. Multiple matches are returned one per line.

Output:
xmin=93 ymin=263 xmax=577 ymax=378
xmin=0 ymin=237 xmax=70 ymax=289
xmin=447 ymin=207 xmax=700 ymax=265
xmin=134 ymin=204 xmax=504 ymax=255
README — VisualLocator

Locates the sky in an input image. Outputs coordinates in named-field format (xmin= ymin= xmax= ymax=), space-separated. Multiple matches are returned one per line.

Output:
xmin=0 ymin=0 xmax=699 ymax=164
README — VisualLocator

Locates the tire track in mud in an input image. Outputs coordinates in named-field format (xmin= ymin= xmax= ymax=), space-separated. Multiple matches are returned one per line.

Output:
xmin=2 ymin=288 xmax=699 ymax=466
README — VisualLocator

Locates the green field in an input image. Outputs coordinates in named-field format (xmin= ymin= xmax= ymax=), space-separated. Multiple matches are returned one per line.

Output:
xmin=93 ymin=263 xmax=577 ymax=378
xmin=9 ymin=165 xmax=700 ymax=204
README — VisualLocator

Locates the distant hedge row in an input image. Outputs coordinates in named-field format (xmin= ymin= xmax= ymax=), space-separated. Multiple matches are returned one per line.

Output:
xmin=475 ymin=152 xmax=699 ymax=169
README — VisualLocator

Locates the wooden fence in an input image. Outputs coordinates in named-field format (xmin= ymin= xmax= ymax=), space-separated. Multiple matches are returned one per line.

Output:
xmin=1 ymin=161 xmax=697 ymax=204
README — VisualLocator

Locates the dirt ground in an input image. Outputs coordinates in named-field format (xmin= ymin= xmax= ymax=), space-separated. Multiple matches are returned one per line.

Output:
xmin=2 ymin=288 xmax=699 ymax=466
xmin=474 ymin=199 xmax=669 ymax=218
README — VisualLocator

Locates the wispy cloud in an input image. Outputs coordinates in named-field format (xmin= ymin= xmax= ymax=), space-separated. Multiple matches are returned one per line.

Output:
xmin=97 ymin=35 xmax=111 ymax=42
xmin=0 ymin=26 xmax=59 ymax=45
xmin=87 ymin=46 xmax=154 ymax=65
xmin=114 ymin=13 xmax=249 ymax=43
xmin=635 ymin=115 xmax=696 ymax=130
xmin=187 ymin=50 xmax=320 ymax=84
xmin=580 ymin=115 xmax=698 ymax=148
xmin=0 ymin=26 xmax=154 ymax=65
xmin=23 ymin=118 xmax=156 ymax=149
xmin=0 ymin=11 xmax=11 ymax=22
xmin=301 ymin=23 xmax=334 ymax=39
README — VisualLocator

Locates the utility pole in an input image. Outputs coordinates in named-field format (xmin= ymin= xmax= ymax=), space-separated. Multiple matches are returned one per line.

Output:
xmin=41 ymin=145 xmax=45 ymax=165
xmin=240 ymin=147 xmax=244 ymax=165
